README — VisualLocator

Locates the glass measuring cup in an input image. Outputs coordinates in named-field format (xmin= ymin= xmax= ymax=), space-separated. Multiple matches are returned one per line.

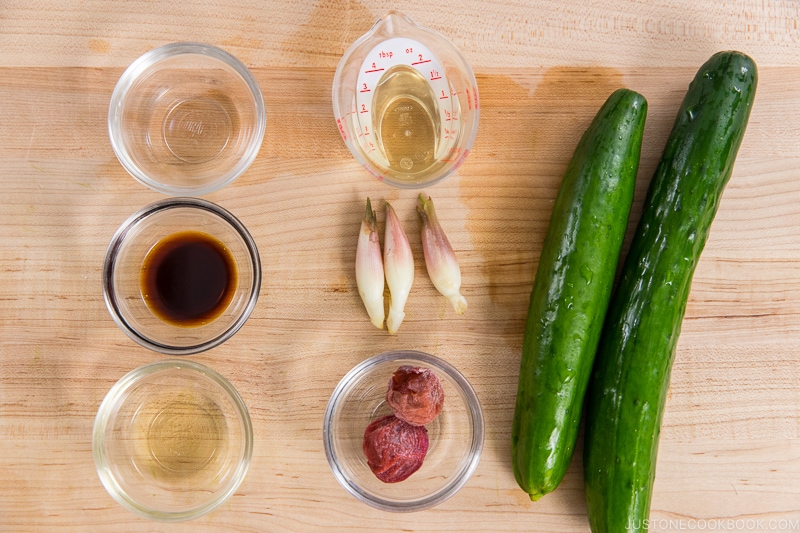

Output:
xmin=332 ymin=11 xmax=479 ymax=188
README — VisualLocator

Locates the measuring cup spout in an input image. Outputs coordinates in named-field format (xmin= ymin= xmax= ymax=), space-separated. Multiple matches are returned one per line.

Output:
xmin=371 ymin=11 xmax=417 ymax=38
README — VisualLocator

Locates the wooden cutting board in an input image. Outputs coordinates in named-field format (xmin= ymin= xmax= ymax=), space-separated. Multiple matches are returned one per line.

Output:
xmin=2 ymin=1 xmax=799 ymax=531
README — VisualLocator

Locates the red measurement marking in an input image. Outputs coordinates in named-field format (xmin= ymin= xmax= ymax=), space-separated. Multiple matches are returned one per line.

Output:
xmin=360 ymin=104 xmax=369 ymax=114
xmin=411 ymin=59 xmax=431 ymax=65
xmin=439 ymin=92 xmax=449 ymax=100
xmin=363 ymin=164 xmax=383 ymax=180
xmin=336 ymin=119 xmax=347 ymax=141
xmin=360 ymin=83 xmax=370 ymax=93
xmin=364 ymin=68 xmax=384 ymax=73
xmin=430 ymin=75 xmax=442 ymax=80
xmin=452 ymin=148 xmax=470 ymax=170
xmin=440 ymin=148 xmax=463 ymax=163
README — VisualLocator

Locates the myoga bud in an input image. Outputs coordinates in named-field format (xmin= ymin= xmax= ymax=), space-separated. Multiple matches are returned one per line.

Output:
xmin=417 ymin=194 xmax=467 ymax=315
xmin=355 ymin=198 xmax=385 ymax=329
xmin=384 ymin=202 xmax=414 ymax=334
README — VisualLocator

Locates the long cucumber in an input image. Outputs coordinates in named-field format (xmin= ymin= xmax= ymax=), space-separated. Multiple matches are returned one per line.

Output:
xmin=512 ymin=88 xmax=647 ymax=500
xmin=583 ymin=51 xmax=757 ymax=533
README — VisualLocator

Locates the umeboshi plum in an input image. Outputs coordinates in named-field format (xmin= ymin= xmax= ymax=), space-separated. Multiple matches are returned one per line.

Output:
xmin=385 ymin=365 xmax=444 ymax=426
xmin=362 ymin=414 xmax=429 ymax=483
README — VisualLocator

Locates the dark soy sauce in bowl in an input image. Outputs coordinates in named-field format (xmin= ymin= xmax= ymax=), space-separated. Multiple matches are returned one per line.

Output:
xmin=141 ymin=231 xmax=238 ymax=327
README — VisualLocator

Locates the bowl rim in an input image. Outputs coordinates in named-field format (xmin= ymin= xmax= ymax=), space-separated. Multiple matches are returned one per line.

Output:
xmin=108 ymin=41 xmax=267 ymax=196
xmin=102 ymin=197 xmax=262 ymax=355
xmin=92 ymin=359 xmax=254 ymax=522
xmin=322 ymin=350 xmax=484 ymax=512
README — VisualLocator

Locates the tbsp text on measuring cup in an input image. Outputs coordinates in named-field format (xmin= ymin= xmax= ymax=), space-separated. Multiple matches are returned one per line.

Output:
xmin=332 ymin=11 xmax=479 ymax=188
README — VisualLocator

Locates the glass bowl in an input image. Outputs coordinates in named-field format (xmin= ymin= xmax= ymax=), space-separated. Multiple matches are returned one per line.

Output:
xmin=93 ymin=359 xmax=253 ymax=521
xmin=109 ymin=42 xmax=266 ymax=196
xmin=103 ymin=197 xmax=261 ymax=355
xmin=323 ymin=350 xmax=484 ymax=512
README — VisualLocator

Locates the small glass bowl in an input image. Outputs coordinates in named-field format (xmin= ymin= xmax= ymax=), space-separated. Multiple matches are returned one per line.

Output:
xmin=103 ymin=197 xmax=261 ymax=355
xmin=93 ymin=359 xmax=253 ymax=521
xmin=323 ymin=350 xmax=484 ymax=512
xmin=109 ymin=42 xmax=266 ymax=196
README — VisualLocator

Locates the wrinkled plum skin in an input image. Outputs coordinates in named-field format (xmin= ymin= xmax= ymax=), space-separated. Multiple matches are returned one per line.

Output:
xmin=362 ymin=415 xmax=429 ymax=483
xmin=385 ymin=366 xmax=444 ymax=426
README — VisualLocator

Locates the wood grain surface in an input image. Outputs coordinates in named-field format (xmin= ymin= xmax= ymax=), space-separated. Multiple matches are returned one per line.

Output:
xmin=2 ymin=1 xmax=800 ymax=532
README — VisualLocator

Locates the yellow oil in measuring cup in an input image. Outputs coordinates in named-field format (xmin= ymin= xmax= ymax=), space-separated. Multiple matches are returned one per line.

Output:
xmin=373 ymin=65 xmax=440 ymax=175
xmin=355 ymin=37 xmax=460 ymax=182
xmin=333 ymin=12 xmax=479 ymax=188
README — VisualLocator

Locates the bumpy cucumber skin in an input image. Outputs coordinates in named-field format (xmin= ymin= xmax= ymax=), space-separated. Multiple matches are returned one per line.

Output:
xmin=511 ymin=89 xmax=647 ymax=501
xmin=583 ymin=52 xmax=757 ymax=533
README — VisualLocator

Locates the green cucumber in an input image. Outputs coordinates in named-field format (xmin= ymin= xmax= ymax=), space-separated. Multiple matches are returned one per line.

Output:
xmin=512 ymin=88 xmax=647 ymax=501
xmin=583 ymin=51 xmax=757 ymax=533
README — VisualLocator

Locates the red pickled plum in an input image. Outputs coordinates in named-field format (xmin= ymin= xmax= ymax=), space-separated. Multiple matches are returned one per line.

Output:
xmin=386 ymin=365 xmax=444 ymax=426
xmin=362 ymin=415 xmax=429 ymax=483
